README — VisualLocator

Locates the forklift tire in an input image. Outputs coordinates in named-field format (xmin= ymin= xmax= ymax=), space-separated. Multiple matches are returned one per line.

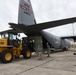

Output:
xmin=23 ymin=49 xmax=31 ymax=59
xmin=1 ymin=50 xmax=13 ymax=63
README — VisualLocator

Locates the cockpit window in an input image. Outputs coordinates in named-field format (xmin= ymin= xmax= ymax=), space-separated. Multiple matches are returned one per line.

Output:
xmin=1 ymin=33 xmax=17 ymax=40
xmin=9 ymin=34 xmax=17 ymax=40
xmin=1 ymin=33 xmax=8 ymax=38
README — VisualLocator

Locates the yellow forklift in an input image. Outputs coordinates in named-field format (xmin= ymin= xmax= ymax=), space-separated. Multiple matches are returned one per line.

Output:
xmin=0 ymin=29 xmax=31 ymax=63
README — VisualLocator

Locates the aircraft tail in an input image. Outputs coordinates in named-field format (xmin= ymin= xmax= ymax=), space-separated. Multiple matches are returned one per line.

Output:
xmin=18 ymin=0 xmax=36 ymax=25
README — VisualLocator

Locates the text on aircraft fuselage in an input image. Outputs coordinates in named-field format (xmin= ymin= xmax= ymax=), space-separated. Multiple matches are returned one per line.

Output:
xmin=20 ymin=3 xmax=32 ymax=16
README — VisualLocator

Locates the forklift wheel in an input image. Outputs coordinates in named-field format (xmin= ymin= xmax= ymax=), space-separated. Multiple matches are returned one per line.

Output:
xmin=1 ymin=50 xmax=13 ymax=63
xmin=23 ymin=49 xmax=31 ymax=59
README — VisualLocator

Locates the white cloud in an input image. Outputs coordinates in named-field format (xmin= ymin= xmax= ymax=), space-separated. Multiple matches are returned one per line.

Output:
xmin=31 ymin=0 xmax=76 ymax=36
xmin=0 ymin=0 xmax=19 ymax=31
xmin=31 ymin=0 xmax=76 ymax=23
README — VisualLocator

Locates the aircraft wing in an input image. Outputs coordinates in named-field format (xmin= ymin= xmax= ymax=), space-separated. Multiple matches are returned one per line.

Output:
xmin=9 ymin=17 xmax=76 ymax=35
xmin=0 ymin=29 xmax=21 ymax=34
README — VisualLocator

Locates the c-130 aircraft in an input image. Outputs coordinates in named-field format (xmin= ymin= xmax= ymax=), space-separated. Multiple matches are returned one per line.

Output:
xmin=9 ymin=0 xmax=76 ymax=53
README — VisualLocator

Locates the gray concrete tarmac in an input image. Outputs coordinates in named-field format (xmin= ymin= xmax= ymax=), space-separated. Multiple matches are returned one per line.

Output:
xmin=0 ymin=49 xmax=76 ymax=75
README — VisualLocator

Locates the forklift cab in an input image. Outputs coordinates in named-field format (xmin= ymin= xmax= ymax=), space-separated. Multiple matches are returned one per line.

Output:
xmin=1 ymin=32 xmax=20 ymax=47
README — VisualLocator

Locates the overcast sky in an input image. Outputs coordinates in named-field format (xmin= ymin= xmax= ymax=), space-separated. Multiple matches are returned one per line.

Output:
xmin=0 ymin=0 xmax=76 ymax=36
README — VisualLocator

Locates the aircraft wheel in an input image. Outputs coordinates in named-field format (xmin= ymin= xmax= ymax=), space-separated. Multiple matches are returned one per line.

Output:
xmin=63 ymin=47 xmax=68 ymax=51
xmin=1 ymin=50 xmax=13 ymax=63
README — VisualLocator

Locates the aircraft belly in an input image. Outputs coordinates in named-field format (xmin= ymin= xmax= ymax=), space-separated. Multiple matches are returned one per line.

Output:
xmin=41 ymin=30 xmax=61 ymax=49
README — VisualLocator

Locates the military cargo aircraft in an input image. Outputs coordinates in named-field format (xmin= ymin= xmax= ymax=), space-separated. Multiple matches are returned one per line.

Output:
xmin=9 ymin=0 xmax=76 ymax=51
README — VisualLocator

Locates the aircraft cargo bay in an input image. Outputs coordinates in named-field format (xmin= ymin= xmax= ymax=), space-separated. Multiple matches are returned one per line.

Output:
xmin=0 ymin=48 xmax=76 ymax=75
